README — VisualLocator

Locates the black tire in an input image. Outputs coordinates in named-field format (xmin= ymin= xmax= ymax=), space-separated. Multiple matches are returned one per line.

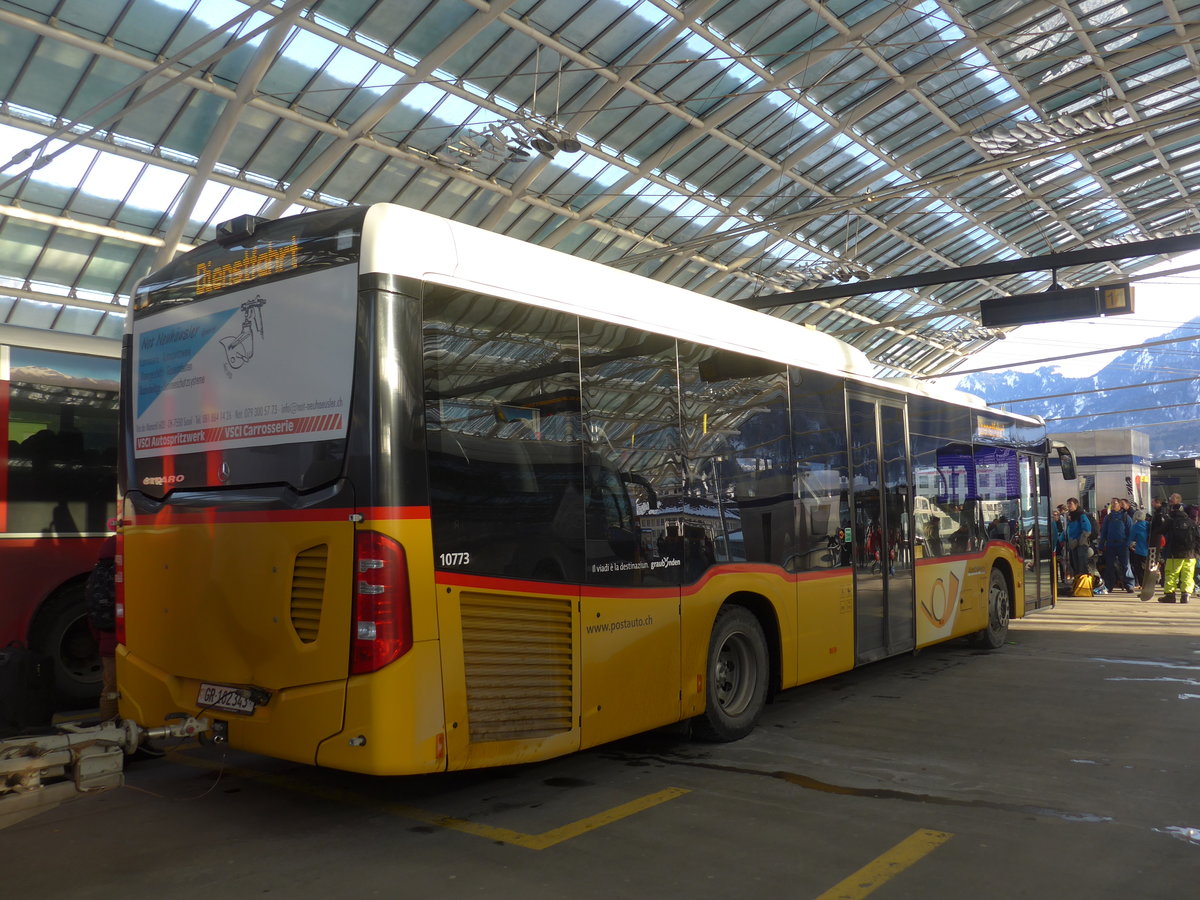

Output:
xmin=971 ymin=568 xmax=1011 ymax=650
xmin=693 ymin=605 xmax=769 ymax=742
xmin=31 ymin=584 xmax=101 ymax=707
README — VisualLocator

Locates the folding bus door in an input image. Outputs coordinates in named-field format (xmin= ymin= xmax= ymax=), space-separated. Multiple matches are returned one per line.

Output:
xmin=848 ymin=394 xmax=915 ymax=663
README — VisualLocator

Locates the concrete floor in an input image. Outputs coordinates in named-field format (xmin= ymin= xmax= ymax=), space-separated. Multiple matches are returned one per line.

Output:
xmin=6 ymin=595 xmax=1200 ymax=899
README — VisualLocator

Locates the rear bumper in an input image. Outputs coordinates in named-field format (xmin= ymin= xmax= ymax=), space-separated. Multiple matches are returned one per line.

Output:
xmin=116 ymin=645 xmax=347 ymax=766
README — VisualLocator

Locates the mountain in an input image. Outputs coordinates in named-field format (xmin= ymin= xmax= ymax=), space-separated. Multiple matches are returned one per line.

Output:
xmin=10 ymin=365 xmax=120 ymax=394
xmin=953 ymin=319 xmax=1200 ymax=460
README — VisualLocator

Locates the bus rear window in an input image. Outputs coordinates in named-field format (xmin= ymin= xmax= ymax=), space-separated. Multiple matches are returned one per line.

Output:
xmin=129 ymin=264 xmax=357 ymax=496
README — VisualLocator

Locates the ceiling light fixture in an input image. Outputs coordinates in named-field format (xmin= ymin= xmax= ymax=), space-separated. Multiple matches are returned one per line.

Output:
xmin=978 ymin=107 xmax=1122 ymax=155
xmin=777 ymin=261 xmax=871 ymax=287
xmin=438 ymin=112 xmax=582 ymax=168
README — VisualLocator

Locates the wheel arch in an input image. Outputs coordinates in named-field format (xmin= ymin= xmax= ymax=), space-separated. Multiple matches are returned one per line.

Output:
xmin=721 ymin=591 xmax=782 ymax=698
xmin=28 ymin=574 xmax=101 ymax=706
xmin=27 ymin=572 xmax=91 ymax=644
xmin=989 ymin=557 xmax=1017 ymax=618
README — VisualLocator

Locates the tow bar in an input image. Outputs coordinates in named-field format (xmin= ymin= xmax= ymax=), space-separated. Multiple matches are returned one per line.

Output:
xmin=0 ymin=716 xmax=210 ymax=830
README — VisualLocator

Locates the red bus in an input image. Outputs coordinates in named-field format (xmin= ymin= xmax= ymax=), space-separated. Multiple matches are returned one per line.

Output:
xmin=1 ymin=337 xmax=119 ymax=706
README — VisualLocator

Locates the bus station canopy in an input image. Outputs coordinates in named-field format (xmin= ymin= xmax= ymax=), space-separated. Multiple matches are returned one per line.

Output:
xmin=2 ymin=0 xmax=1199 ymax=378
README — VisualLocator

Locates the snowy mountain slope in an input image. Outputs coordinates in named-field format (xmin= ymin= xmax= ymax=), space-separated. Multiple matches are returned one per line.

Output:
xmin=954 ymin=320 xmax=1200 ymax=459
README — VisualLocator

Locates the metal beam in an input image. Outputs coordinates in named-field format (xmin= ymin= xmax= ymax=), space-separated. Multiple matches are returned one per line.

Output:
xmin=735 ymin=232 xmax=1200 ymax=312
xmin=154 ymin=0 xmax=308 ymax=269
xmin=0 ymin=323 xmax=120 ymax=357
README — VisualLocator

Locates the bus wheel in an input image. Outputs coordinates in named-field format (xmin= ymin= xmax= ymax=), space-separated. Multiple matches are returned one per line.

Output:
xmin=972 ymin=568 xmax=1011 ymax=650
xmin=694 ymin=605 xmax=768 ymax=742
xmin=32 ymin=584 xmax=101 ymax=707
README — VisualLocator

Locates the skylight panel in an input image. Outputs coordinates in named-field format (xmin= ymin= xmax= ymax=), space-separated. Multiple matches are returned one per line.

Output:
xmin=79 ymin=152 xmax=144 ymax=203
xmin=125 ymin=166 xmax=187 ymax=212
xmin=913 ymin=0 xmax=967 ymax=39
xmin=186 ymin=180 xmax=232 ymax=226
xmin=96 ymin=313 xmax=126 ymax=339
xmin=209 ymin=185 xmax=273 ymax=229
xmin=52 ymin=306 xmax=105 ymax=335
xmin=278 ymin=22 xmax=339 ymax=70
xmin=7 ymin=296 xmax=59 ymax=329
xmin=323 ymin=45 xmax=379 ymax=89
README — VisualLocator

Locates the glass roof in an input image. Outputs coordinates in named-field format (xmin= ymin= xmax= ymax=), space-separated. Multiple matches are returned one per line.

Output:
xmin=1 ymin=0 xmax=1199 ymax=376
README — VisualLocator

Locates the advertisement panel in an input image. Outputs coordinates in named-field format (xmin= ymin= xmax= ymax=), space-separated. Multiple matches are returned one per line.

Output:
xmin=132 ymin=265 xmax=356 ymax=459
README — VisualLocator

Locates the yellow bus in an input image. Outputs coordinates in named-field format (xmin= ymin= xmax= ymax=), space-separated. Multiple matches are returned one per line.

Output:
xmin=117 ymin=204 xmax=1072 ymax=774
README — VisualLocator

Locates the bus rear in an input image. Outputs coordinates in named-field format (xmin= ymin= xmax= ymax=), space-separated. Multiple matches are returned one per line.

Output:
xmin=117 ymin=208 xmax=444 ymax=773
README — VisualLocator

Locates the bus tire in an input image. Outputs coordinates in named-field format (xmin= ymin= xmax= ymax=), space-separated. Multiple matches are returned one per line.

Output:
xmin=693 ymin=605 xmax=769 ymax=742
xmin=971 ymin=567 xmax=1010 ymax=650
xmin=31 ymin=583 xmax=101 ymax=707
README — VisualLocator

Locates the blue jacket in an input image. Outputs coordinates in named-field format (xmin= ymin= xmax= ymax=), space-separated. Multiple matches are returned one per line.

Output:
xmin=1131 ymin=519 xmax=1148 ymax=556
xmin=1100 ymin=509 xmax=1130 ymax=547
xmin=1066 ymin=511 xmax=1092 ymax=543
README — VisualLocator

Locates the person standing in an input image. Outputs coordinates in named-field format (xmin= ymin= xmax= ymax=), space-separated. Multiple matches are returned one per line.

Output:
xmin=1160 ymin=498 xmax=1200 ymax=604
xmin=1150 ymin=497 xmax=1170 ymax=544
xmin=1052 ymin=505 xmax=1070 ymax=583
xmin=1065 ymin=497 xmax=1092 ymax=588
xmin=1099 ymin=498 xmax=1133 ymax=592
xmin=1129 ymin=509 xmax=1149 ymax=590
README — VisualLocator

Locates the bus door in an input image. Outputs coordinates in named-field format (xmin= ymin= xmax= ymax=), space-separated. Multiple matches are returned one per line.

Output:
xmin=848 ymin=395 xmax=914 ymax=663
xmin=1021 ymin=453 xmax=1054 ymax=610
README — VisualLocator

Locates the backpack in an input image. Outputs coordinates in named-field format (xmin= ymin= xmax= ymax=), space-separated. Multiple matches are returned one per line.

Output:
xmin=1085 ymin=513 xmax=1099 ymax=544
xmin=1169 ymin=513 xmax=1200 ymax=555
xmin=1073 ymin=573 xmax=1094 ymax=597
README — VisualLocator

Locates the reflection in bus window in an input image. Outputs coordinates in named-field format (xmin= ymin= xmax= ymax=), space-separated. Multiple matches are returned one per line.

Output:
xmin=423 ymin=290 xmax=585 ymax=582
xmin=910 ymin=397 xmax=977 ymax=558
xmin=679 ymin=345 xmax=793 ymax=578
xmin=791 ymin=370 xmax=849 ymax=571
xmin=580 ymin=322 xmax=680 ymax=587
xmin=976 ymin=445 xmax=1021 ymax=550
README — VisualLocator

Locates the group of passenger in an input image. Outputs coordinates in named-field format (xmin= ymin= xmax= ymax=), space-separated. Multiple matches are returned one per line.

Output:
xmin=1052 ymin=493 xmax=1200 ymax=602
xmin=1151 ymin=494 xmax=1200 ymax=603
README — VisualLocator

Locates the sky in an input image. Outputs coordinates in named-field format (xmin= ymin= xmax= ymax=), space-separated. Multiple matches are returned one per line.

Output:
xmin=946 ymin=249 xmax=1200 ymax=385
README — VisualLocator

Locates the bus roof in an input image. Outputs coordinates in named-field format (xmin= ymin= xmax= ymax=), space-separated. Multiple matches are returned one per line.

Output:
xmin=359 ymin=203 xmax=1027 ymax=422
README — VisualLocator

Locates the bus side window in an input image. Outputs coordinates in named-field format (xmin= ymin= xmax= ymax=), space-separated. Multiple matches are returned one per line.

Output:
xmin=423 ymin=289 xmax=584 ymax=582
xmin=579 ymin=320 xmax=681 ymax=588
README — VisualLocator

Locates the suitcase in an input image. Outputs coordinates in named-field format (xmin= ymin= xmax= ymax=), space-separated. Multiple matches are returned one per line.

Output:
xmin=0 ymin=641 xmax=56 ymax=737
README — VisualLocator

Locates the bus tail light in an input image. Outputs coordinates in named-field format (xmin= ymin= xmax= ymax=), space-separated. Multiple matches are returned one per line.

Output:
xmin=352 ymin=531 xmax=412 ymax=674
xmin=114 ymin=531 xmax=126 ymax=646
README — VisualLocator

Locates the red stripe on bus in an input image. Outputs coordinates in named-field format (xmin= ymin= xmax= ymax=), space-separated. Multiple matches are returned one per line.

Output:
xmin=359 ymin=506 xmax=430 ymax=520
xmin=436 ymin=562 xmax=848 ymax=597
xmin=126 ymin=505 xmax=429 ymax=525
xmin=0 ymin=536 xmax=107 ymax=548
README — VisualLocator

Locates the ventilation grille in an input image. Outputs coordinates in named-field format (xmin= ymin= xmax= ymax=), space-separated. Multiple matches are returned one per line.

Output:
xmin=461 ymin=593 xmax=574 ymax=743
xmin=290 ymin=544 xmax=328 ymax=643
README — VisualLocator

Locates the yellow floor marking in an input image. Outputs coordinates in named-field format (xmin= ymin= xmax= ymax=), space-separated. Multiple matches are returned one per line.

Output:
xmin=163 ymin=749 xmax=686 ymax=849
xmin=814 ymin=828 xmax=953 ymax=900
xmin=386 ymin=786 xmax=690 ymax=850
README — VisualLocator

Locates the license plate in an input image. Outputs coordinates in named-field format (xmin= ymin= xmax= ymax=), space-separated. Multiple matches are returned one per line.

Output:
xmin=196 ymin=682 xmax=257 ymax=715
